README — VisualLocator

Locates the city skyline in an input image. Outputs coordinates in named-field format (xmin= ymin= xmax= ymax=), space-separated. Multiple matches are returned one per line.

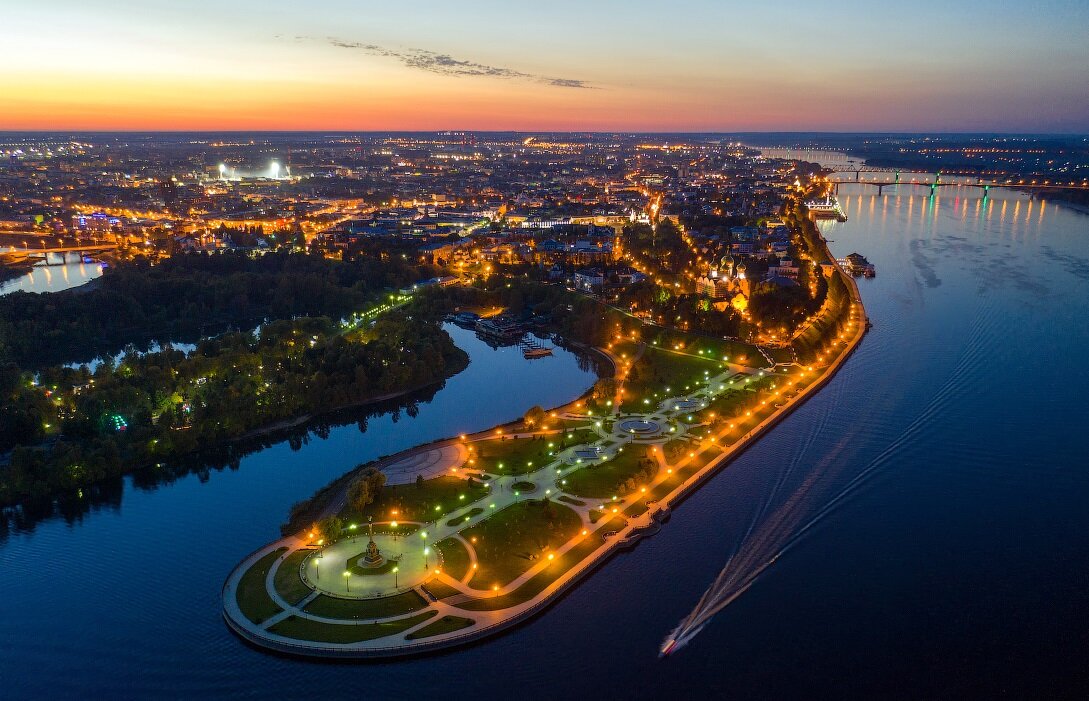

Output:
xmin=5 ymin=0 xmax=1089 ymax=133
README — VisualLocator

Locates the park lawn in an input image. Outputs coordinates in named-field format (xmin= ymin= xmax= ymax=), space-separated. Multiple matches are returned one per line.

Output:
xmin=436 ymin=537 xmax=471 ymax=580
xmin=406 ymin=615 xmax=476 ymax=640
xmin=469 ymin=436 xmax=556 ymax=475
xmin=269 ymin=611 xmax=436 ymax=644
xmin=620 ymin=346 xmax=724 ymax=412
xmin=236 ymin=548 xmax=285 ymax=625
xmin=348 ymin=559 xmax=398 ymax=577
xmin=455 ymin=517 xmax=619 ymax=611
xmin=562 ymin=446 xmax=658 ymax=499
xmin=557 ymin=495 xmax=586 ymax=507
xmin=422 ymin=578 xmax=464 ymax=600
xmin=511 ymin=480 xmax=537 ymax=493
xmin=303 ymin=590 xmax=427 ymax=620
xmin=768 ymin=346 xmax=795 ymax=364
xmin=642 ymin=329 xmax=769 ymax=369
xmin=464 ymin=499 xmax=582 ymax=588
xmin=272 ymin=549 xmax=313 ymax=606
xmin=446 ymin=507 xmax=484 ymax=527
xmin=348 ymin=475 xmax=488 ymax=523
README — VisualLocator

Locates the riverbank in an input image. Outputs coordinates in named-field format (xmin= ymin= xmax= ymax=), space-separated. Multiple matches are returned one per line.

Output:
xmin=277 ymin=344 xmax=608 ymax=534
xmin=0 ymin=318 xmax=468 ymax=508
xmin=234 ymin=349 xmax=471 ymax=445
xmin=222 ymin=262 xmax=867 ymax=658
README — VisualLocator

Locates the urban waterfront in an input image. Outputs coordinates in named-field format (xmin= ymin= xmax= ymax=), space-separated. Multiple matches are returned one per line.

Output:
xmin=0 ymin=251 xmax=103 ymax=296
xmin=2 ymin=179 xmax=1087 ymax=698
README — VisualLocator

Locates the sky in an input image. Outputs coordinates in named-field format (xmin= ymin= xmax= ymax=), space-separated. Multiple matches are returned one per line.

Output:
xmin=3 ymin=0 xmax=1088 ymax=132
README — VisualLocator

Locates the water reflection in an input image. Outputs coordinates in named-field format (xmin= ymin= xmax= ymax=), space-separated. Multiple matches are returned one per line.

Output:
xmin=0 ymin=250 xmax=104 ymax=295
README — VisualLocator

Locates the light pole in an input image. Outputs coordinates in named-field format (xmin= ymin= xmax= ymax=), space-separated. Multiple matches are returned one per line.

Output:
xmin=393 ymin=566 xmax=399 ymax=589
xmin=343 ymin=570 xmax=351 ymax=593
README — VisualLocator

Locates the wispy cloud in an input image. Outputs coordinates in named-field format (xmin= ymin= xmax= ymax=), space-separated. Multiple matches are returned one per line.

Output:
xmin=322 ymin=37 xmax=595 ymax=89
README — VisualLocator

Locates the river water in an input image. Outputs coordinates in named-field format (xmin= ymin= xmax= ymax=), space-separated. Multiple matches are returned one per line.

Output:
xmin=3 ymin=179 xmax=1089 ymax=698
xmin=0 ymin=250 xmax=104 ymax=296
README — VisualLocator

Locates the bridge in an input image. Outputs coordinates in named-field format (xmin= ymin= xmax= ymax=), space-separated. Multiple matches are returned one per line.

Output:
xmin=827 ymin=171 xmax=1089 ymax=196
xmin=0 ymin=243 xmax=117 ymax=268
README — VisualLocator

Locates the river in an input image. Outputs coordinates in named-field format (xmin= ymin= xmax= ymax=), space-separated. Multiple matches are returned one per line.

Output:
xmin=3 ymin=176 xmax=1089 ymax=698
xmin=0 ymin=250 xmax=104 ymax=296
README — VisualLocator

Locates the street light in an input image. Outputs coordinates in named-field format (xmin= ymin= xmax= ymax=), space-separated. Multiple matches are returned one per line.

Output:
xmin=393 ymin=566 xmax=399 ymax=588
xmin=343 ymin=570 xmax=351 ymax=592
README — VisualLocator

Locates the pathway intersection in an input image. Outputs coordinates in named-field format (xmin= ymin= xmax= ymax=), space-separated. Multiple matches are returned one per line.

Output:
xmin=222 ymin=292 xmax=868 ymax=660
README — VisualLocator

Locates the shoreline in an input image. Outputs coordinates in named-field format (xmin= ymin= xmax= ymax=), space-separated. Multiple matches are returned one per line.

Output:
xmin=222 ymin=259 xmax=868 ymax=659
xmin=279 ymin=342 xmax=612 ymax=533
xmin=0 ymin=339 xmax=470 ymax=510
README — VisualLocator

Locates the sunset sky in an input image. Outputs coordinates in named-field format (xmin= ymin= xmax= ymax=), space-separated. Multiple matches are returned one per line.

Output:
xmin=4 ymin=0 xmax=1088 ymax=132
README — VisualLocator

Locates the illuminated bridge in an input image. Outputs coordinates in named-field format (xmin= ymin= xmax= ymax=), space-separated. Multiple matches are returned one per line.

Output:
xmin=0 ymin=243 xmax=118 ymax=267
xmin=827 ymin=170 xmax=1089 ymax=196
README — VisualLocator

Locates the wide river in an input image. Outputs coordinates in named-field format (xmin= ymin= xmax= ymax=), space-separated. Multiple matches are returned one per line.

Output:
xmin=4 ymin=176 xmax=1089 ymax=698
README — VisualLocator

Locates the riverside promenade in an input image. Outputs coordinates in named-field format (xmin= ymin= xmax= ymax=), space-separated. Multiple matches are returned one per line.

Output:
xmin=223 ymin=264 xmax=868 ymax=658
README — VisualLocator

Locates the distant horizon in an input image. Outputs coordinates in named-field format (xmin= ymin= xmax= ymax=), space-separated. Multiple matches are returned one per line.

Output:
xmin=4 ymin=1 xmax=1087 ymax=133
xmin=1 ymin=129 xmax=1086 ymax=137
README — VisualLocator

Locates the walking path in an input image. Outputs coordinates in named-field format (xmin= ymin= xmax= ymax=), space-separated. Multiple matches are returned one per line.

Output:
xmin=223 ymin=298 xmax=867 ymax=658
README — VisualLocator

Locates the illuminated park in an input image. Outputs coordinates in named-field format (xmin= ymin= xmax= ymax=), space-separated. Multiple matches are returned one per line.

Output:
xmin=223 ymin=246 xmax=867 ymax=656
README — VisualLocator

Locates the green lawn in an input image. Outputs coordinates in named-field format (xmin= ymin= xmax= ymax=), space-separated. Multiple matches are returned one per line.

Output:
xmin=455 ymin=518 xmax=618 ymax=611
xmin=269 ymin=611 xmax=436 ymax=644
xmin=436 ymin=537 xmax=471 ymax=580
xmin=421 ymin=578 xmax=464 ymax=600
xmin=236 ymin=548 xmax=285 ymax=625
xmin=562 ymin=446 xmax=658 ymax=499
xmin=405 ymin=615 xmax=476 ymax=640
xmin=345 ymin=475 xmax=488 ymax=523
xmin=511 ymin=480 xmax=537 ymax=493
xmin=348 ymin=559 xmax=399 ymax=577
xmin=620 ymin=345 xmax=726 ymax=412
xmin=463 ymin=499 xmax=582 ymax=588
xmin=303 ymin=590 xmax=427 ymax=620
xmin=272 ymin=549 xmax=313 ymax=606
xmin=469 ymin=437 xmax=556 ymax=475
xmin=642 ymin=329 xmax=769 ymax=369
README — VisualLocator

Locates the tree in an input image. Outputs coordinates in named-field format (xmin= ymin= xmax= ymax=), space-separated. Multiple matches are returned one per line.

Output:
xmin=348 ymin=468 xmax=387 ymax=512
xmin=315 ymin=515 xmax=343 ymax=543
xmin=591 ymin=378 xmax=617 ymax=403
xmin=523 ymin=405 xmax=546 ymax=428
xmin=415 ymin=474 xmax=424 ymax=490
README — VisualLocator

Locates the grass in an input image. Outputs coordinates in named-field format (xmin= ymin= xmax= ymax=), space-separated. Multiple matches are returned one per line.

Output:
xmin=269 ymin=611 xmax=436 ymax=644
xmin=422 ymin=578 xmax=464 ymax=600
xmin=642 ymin=329 xmax=769 ymax=369
xmin=303 ymin=590 xmax=427 ymax=620
xmin=349 ymin=559 xmax=399 ymax=576
xmin=511 ymin=480 xmax=536 ymax=493
xmin=557 ymin=495 xmax=586 ymax=507
xmin=446 ymin=507 xmax=484 ymax=527
xmin=469 ymin=436 xmax=556 ymax=475
xmin=346 ymin=475 xmax=488 ymax=524
xmin=236 ymin=548 xmax=285 ymax=625
xmin=455 ymin=517 xmax=620 ymax=611
xmin=272 ymin=549 xmax=313 ymax=605
xmin=619 ymin=345 xmax=727 ymax=412
xmin=405 ymin=615 xmax=476 ymax=640
xmin=436 ymin=537 xmax=471 ymax=580
xmin=562 ymin=446 xmax=658 ymax=499
xmin=463 ymin=499 xmax=582 ymax=588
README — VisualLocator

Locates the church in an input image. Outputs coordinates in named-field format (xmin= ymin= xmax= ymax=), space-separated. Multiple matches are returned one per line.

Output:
xmin=696 ymin=255 xmax=753 ymax=309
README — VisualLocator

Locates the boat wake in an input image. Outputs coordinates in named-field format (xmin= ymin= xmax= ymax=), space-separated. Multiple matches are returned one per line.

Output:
xmin=661 ymin=303 xmax=997 ymax=657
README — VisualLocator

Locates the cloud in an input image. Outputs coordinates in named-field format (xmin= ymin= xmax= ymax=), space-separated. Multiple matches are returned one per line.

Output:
xmin=323 ymin=37 xmax=595 ymax=89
